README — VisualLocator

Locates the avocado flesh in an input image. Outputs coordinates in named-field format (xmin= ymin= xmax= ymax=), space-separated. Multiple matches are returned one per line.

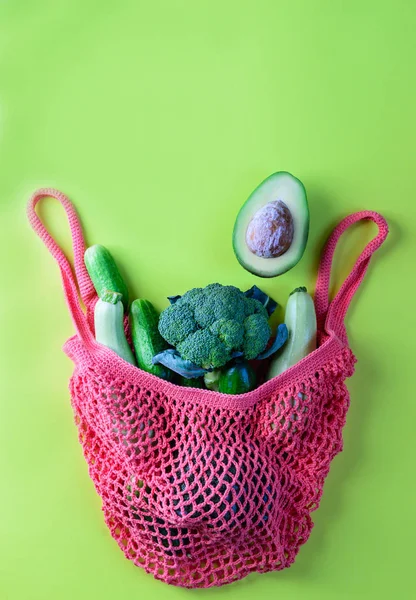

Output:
xmin=232 ymin=171 xmax=309 ymax=277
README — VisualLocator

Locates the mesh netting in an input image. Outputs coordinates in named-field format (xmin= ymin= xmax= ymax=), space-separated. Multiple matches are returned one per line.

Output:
xmin=66 ymin=335 xmax=355 ymax=588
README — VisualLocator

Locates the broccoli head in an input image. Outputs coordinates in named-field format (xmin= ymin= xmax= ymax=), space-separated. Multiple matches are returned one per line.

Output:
xmin=158 ymin=283 xmax=273 ymax=369
xmin=210 ymin=318 xmax=244 ymax=350
xmin=193 ymin=284 xmax=247 ymax=328
xmin=158 ymin=303 xmax=198 ymax=345
xmin=243 ymin=297 xmax=269 ymax=319
xmin=243 ymin=313 xmax=272 ymax=360
xmin=177 ymin=329 xmax=231 ymax=369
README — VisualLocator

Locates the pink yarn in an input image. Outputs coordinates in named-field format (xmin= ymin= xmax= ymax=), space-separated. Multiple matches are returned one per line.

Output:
xmin=27 ymin=189 xmax=388 ymax=588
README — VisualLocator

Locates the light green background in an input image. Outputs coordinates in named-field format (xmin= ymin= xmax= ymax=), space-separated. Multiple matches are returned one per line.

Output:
xmin=1 ymin=2 xmax=415 ymax=599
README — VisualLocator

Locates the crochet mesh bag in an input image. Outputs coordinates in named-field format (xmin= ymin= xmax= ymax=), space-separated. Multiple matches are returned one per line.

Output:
xmin=28 ymin=189 xmax=388 ymax=588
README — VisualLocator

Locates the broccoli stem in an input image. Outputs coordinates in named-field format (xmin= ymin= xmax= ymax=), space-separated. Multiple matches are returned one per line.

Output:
xmin=204 ymin=369 xmax=222 ymax=391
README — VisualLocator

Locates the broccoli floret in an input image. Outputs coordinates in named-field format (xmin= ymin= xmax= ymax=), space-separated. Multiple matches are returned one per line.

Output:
xmin=177 ymin=329 xmax=231 ymax=369
xmin=157 ymin=283 xmax=273 ymax=369
xmin=243 ymin=313 xmax=272 ymax=360
xmin=194 ymin=284 xmax=246 ymax=328
xmin=158 ymin=303 xmax=198 ymax=345
xmin=210 ymin=319 xmax=244 ymax=350
xmin=243 ymin=297 xmax=269 ymax=319
xmin=177 ymin=287 xmax=204 ymax=310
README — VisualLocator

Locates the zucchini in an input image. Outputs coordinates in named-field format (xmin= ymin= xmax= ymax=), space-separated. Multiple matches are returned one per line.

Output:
xmin=218 ymin=361 xmax=256 ymax=395
xmin=85 ymin=244 xmax=129 ymax=310
xmin=130 ymin=299 xmax=174 ymax=380
xmin=266 ymin=286 xmax=317 ymax=379
xmin=94 ymin=291 xmax=136 ymax=365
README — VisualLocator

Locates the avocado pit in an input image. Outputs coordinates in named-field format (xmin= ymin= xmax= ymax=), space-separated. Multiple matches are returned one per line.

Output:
xmin=246 ymin=200 xmax=294 ymax=258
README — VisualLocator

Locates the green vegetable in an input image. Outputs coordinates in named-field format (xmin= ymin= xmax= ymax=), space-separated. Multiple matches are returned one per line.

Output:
xmin=179 ymin=376 xmax=205 ymax=388
xmin=256 ymin=323 xmax=288 ymax=359
xmin=94 ymin=290 xmax=136 ymax=365
xmin=203 ymin=369 xmax=221 ymax=391
xmin=130 ymin=299 xmax=173 ymax=380
xmin=233 ymin=171 xmax=309 ymax=277
xmin=244 ymin=285 xmax=278 ymax=316
xmin=152 ymin=349 xmax=208 ymax=379
xmin=218 ymin=361 xmax=256 ymax=395
xmin=84 ymin=244 xmax=129 ymax=310
xmin=267 ymin=286 xmax=317 ymax=379
xmin=177 ymin=329 xmax=233 ymax=369
xmin=158 ymin=283 xmax=276 ymax=369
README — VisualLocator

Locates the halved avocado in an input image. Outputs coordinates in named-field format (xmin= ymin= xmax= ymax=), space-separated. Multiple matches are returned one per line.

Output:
xmin=232 ymin=171 xmax=309 ymax=277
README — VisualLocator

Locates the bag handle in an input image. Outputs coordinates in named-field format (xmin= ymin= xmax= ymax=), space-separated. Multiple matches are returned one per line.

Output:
xmin=315 ymin=210 xmax=389 ymax=343
xmin=27 ymin=188 xmax=96 ymax=347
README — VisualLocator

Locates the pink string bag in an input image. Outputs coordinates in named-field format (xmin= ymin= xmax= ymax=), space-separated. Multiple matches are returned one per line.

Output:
xmin=28 ymin=188 xmax=388 ymax=588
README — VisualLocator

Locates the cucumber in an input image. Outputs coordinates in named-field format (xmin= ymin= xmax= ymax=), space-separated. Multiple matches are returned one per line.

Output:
xmin=130 ymin=299 xmax=173 ymax=381
xmin=84 ymin=244 xmax=129 ymax=310
xmin=266 ymin=286 xmax=317 ymax=379
xmin=218 ymin=361 xmax=256 ymax=395
xmin=94 ymin=291 xmax=136 ymax=365
xmin=179 ymin=376 xmax=205 ymax=388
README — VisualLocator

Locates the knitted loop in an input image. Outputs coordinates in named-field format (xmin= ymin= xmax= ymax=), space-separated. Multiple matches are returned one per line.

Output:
xmin=315 ymin=211 xmax=389 ymax=342
xmin=27 ymin=188 xmax=96 ymax=346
